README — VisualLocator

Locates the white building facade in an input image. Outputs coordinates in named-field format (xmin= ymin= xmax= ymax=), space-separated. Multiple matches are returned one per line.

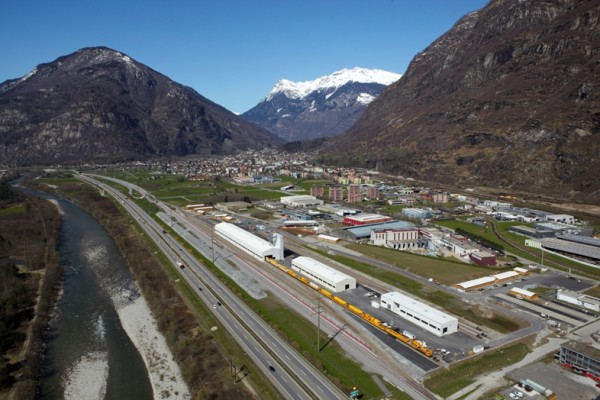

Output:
xmin=214 ymin=222 xmax=284 ymax=261
xmin=280 ymin=195 xmax=324 ymax=207
xmin=370 ymin=228 xmax=419 ymax=250
xmin=291 ymin=256 xmax=356 ymax=292
xmin=380 ymin=291 xmax=458 ymax=336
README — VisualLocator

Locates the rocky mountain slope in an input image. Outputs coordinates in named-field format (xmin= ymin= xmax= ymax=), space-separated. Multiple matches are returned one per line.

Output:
xmin=242 ymin=67 xmax=400 ymax=141
xmin=0 ymin=47 xmax=281 ymax=166
xmin=320 ymin=0 xmax=600 ymax=201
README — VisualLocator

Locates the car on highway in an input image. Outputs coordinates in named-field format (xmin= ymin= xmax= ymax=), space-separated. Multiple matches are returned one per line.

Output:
xmin=268 ymin=365 xmax=275 ymax=372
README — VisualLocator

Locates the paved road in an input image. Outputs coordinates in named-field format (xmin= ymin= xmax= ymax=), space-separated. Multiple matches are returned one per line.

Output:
xmin=79 ymin=174 xmax=346 ymax=400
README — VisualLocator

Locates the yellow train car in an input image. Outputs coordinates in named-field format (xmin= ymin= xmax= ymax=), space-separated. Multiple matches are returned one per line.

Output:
xmin=264 ymin=257 xmax=433 ymax=358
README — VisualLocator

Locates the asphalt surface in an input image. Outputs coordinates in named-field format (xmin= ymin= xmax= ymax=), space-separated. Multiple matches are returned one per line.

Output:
xmin=79 ymin=174 xmax=347 ymax=400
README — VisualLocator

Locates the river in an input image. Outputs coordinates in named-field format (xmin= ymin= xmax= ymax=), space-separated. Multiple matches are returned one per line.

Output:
xmin=18 ymin=187 xmax=154 ymax=400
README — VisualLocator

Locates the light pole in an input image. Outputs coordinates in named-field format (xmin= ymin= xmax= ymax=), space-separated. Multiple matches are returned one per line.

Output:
xmin=313 ymin=297 xmax=323 ymax=352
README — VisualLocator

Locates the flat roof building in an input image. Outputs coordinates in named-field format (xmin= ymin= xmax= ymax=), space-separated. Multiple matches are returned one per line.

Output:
xmin=455 ymin=276 xmax=497 ymax=292
xmin=469 ymin=251 xmax=497 ymax=266
xmin=557 ymin=290 xmax=600 ymax=312
xmin=492 ymin=270 xmax=520 ymax=283
xmin=214 ymin=222 xmax=284 ymax=261
xmin=280 ymin=195 xmax=324 ymax=208
xmin=215 ymin=201 xmax=252 ymax=212
xmin=343 ymin=213 xmax=393 ymax=226
xmin=291 ymin=256 xmax=356 ymax=292
xmin=402 ymin=208 xmax=432 ymax=219
xmin=371 ymin=227 xmax=419 ymax=250
xmin=560 ymin=341 xmax=600 ymax=380
xmin=540 ymin=237 xmax=600 ymax=261
xmin=380 ymin=291 xmax=458 ymax=337
xmin=510 ymin=287 xmax=539 ymax=300
xmin=335 ymin=220 xmax=414 ymax=242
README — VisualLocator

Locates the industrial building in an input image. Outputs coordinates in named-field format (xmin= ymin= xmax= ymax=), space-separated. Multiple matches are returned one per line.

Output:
xmin=557 ymin=290 xmax=600 ymax=312
xmin=441 ymin=235 xmax=480 ymax=258
xmin=370 ymin=227 xmax=420 ymax=250
xmin=559 ymin=341 xmax=600 ymax=380
xmin=540 ymin=236 xmax=600 ymax=262
xmin=215 ymin=201 xmax=252 ymax=212
xmin=401 ymin=208 xmax=432 ymax=219
xmin=380 ymin=292 xmax=458 ymax=337
xmin=214 ymin=222 xmax=284 ymax=261
xmin=343 ymin=213 xmax=393 ymax=226
xmin=291 ymin=256 xmax=356 ymax=292
xmin=455 ymin=276 xmax=497 ymax=292
xmin=335 ymin=220 xmax=414 ymax=242
xmin=469 ymin=251 xmax=497 ymax=266
xmin=455 ymin=270 xmax=524 ymax=291
xmin=547 ymin=214 xmax=576 ymax=224
xmin=280 ymin=195 xmax=324 ymax=208
xmin=510 ymin=287 xmax=539 ymax=300
xmin=509 ymin=225 xmax=556 ymax=238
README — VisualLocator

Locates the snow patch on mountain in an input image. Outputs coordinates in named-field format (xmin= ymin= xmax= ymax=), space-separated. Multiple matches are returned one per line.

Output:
xmin=356 ymin=93 xmax=376 ymax=105
xmin=264 ymin=67 xmax=400 ymax=102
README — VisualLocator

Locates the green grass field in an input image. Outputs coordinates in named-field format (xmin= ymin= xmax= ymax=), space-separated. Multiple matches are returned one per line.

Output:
xmin=0 ymin=205 xmax=27 ymax=215
xmin=348 ymin=243 xmax=506 ymax=285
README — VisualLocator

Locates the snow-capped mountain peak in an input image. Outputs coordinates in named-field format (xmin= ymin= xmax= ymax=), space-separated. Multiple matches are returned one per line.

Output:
xmin=265 ymin=67 xmax=401 ymax=101
xmin=242 ymin=66 xmax=401 ymax=142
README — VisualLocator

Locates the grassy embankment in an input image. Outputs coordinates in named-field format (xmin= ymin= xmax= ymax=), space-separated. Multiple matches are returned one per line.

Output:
xmin=75 ymin=175 xmax=409 ymax=399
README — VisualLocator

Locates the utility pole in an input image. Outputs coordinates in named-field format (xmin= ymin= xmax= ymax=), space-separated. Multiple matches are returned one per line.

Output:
xmin=541 ymin=246 xmax=544 ymax=269
xmin=212 ymin=230 xmax=215 ymax=263
xmin=313 ymin=297 xmax=323 ymax=352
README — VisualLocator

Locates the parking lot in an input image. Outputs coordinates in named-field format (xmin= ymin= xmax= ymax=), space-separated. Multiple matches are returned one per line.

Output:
xmin=336 ymin=284 xmax=486 ymax=366
xmin=505 ymin=359 xmax=599 ymax=400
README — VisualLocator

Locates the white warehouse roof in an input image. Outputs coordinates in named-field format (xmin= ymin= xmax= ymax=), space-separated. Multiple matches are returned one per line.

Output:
xmin=292 ymin=256 xmax=354 ymax=285
xmin=511 ymin=287 xmax=537 ymax=297
xmin=493 ymin=271 xmax=520 ymax=280
xmin=215 ymin=222 xmax=273 ymax=254
xmin=381 ymin=291 xmax=457 ymax=325
xmin=457 ymin=276 xmax=496 ymax=289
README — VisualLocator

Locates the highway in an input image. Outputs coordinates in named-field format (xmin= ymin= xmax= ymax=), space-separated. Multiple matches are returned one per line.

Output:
xmin=89 ymin=174 xmax=443 ymax=400
xmin=78 ymin=174 xmax=347 ymax=400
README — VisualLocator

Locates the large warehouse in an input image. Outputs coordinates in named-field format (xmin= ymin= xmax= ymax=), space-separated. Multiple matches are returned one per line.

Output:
xmin=380 ymin=291 xmax=458 ymax=337
xmin=342 ymin=213 xmax=393 ymax=226
xmin=280 ymin=195 xmax=324 ymax=208
xmin=214 ymin=222 xmax=284 ymax=261
xmin=291 ymin=256 xmax=356 ymax=292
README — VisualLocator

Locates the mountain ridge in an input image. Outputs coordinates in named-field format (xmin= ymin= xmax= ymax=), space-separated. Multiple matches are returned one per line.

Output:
xmin=0 ymin=46 xmax=281 ymax=166
xmin=320 ymin=0 xmax=600 ymax=202
xmin=242 ymin=67 xmax=400 ymax=142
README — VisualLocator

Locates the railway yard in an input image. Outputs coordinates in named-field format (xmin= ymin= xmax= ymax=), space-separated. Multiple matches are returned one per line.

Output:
xmin=80 ymin=172 xmax=600 ymax=400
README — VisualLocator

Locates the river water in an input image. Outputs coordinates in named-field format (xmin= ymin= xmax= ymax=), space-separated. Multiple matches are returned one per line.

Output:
xmin=18 ymin=188 xmax=153 ymax=400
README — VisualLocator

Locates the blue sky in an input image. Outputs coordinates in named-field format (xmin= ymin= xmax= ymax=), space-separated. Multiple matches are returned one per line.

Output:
xmin=0 ymin=0 xmax=488 ymax=114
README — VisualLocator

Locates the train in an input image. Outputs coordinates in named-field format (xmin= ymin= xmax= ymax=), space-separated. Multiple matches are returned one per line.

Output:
xmin=265 ymin=257 xmax=433 ymax=357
